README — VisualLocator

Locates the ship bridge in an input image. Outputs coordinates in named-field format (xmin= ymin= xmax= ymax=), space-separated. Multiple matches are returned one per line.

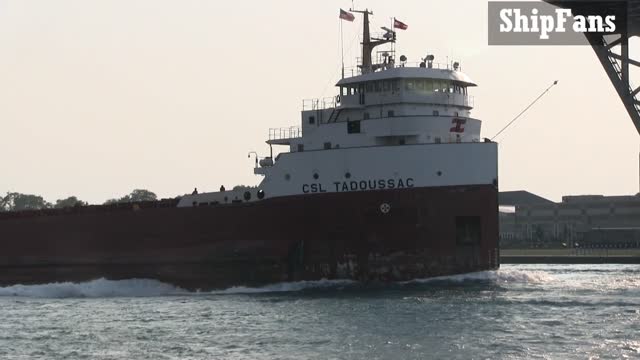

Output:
xmin=335 ymin=64 xmax=476 ymax=111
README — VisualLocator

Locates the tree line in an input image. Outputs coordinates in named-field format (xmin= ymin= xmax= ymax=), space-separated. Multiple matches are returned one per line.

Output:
xmin=0 ymin=189 xmax=158 ymax=212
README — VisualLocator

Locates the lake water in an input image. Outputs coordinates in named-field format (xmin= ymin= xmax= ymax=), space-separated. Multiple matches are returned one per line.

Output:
xmin=0 ymin=264 xmax=638 ymax=359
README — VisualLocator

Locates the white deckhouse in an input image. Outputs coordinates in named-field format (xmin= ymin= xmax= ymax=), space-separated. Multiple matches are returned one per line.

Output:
xmin=179 ymin=10 xmax=497 ymax=207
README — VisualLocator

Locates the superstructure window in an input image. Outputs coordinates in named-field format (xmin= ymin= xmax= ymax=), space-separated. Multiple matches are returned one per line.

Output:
xmin=308 ymin=116 xmax=315 ymax=124
xmin=375 ymin=81 xmax=381 ymax=92
xmin=383 ymin=80 xmax=391 ymax=92
xmin=364 ymin=112 xmax=370 ymax=120
xmin=324 ymin=142 xmax=332 ymax=149
xmin=366 ymin=82 xmax=373 ymax=92
xmin=347 ymin=120 xmax=361 ymax=134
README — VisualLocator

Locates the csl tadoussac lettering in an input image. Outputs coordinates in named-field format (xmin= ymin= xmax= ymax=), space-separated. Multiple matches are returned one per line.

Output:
xmin=302 ymin=178 xmax=415 ymax=194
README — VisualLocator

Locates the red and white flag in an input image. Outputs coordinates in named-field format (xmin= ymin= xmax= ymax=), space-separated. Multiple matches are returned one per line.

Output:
xmin=394 ymin=18 xmax=408 ymax=30
xmin=339 ymin=9 xmax=355 ymax=22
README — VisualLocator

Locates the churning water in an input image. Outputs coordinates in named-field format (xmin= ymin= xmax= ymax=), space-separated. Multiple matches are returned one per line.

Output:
xmin=0 ymin=264 xmax=638 ymax=359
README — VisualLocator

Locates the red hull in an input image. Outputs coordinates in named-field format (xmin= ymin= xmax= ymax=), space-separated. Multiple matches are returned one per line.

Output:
xmin=0 ymin=185 xmax=499 ymax=290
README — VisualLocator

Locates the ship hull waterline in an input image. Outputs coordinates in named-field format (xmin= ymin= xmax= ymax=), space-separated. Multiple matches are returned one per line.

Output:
xmin=0 ymin=185 xmax=499 ymax=291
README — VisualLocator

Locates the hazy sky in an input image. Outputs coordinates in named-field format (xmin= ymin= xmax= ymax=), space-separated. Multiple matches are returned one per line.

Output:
xmin=1 ymin=0 xmax=639 ymax=204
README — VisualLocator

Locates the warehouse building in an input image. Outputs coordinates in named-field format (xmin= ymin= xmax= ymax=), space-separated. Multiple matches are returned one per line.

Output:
xmin=499 ymin=191 xmax=640 ymax=249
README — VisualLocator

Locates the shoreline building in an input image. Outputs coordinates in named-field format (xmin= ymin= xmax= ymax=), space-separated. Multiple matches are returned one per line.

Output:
xmin=499 ymin=191 xmax=640 ymax=249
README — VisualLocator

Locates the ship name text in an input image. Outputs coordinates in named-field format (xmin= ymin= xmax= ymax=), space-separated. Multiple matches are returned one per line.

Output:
xmin=302 ymin=178 xmax=415 ymax=194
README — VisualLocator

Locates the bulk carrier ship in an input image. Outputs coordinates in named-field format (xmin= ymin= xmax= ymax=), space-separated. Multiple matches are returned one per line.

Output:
xmin=0 ymin=10 xmax=499 ymax=290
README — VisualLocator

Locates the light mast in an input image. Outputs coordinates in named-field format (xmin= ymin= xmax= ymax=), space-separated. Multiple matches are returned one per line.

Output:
xmin=351 ymin=9 xmax=395 ymax=74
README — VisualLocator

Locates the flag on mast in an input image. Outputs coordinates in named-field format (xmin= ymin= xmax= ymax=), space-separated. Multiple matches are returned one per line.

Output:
xmin=394 ymin=18 xmax=408 ymax=30
xmin=339 ymin=9 xmax=355 ymax=22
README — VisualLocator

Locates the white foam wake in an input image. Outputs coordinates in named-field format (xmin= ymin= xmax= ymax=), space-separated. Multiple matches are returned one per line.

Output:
xmin=0 ymin=278 xmax=357 ymax=298
xmin=0 ymin=270 xmax=552 ymax=298
xmin=0 ymin=278 xmax=186 ymax=298
xmin=404 ymin=269 xmax=554 ymax=285
xmin=208 ymin=279 xmax=358 ymax=295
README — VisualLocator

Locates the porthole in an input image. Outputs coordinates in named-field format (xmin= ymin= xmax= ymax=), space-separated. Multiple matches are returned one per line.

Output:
xmin=345 ymin=172 xmax=351 ymax=179
xmin=244 ymin=191 xmax=251 ymax=201
xmin=224 ymin=196 xmax=228 ymax=203
xmin=257 ymin=189 xmax=265 ymax=199
xmin=437 ymin=171 xmax=442 ymax=176
xmin=285 ymin=174 xmax=291 ymax=181
xmin=313 ymin=173 xmax=319 ymax=180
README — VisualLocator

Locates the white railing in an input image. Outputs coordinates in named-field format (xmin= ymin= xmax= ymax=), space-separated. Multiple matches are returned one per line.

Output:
xmin=269 ymin=126 xmax=302 ymax=141
xmin=342 ymin=61 xmax=459 ymax=78
xmin=302 ymin=97 xmax=337 ymax=111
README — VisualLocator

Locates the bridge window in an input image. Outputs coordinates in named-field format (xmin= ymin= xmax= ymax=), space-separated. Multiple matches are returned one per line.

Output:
xmin=341 ymin=87 xmax=348 ymax=96
xmin=375 ymin=81 xmax=382 ymax=92
xmin=392 ymin=80 xmax=399 ymax=92
xmin=416 ymin=79 xmax=424 ymax=91
xmin=308 ymin=116 xmax=315 ymax=124
xmin=383 ymin=80 xmax=391 ymax=92
xmin=433 ymin=80 xmax=449 ymax=93
xmin=424 ymin=79 xmax=434 ymax=91
xmin=405 ymin=80 xmax=414 ymax=90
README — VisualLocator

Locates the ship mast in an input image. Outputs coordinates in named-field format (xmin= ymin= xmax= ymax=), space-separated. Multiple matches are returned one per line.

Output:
xmin=351 ymin=8 xmax=396 ymax=74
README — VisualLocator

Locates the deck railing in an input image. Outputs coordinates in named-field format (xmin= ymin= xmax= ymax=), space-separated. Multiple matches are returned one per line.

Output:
xmin=342 ymin=61 xmax=458 ymax=78
xmin=302 ymin=97 xmax=337 ymax=111
xmin=269 ymin=126 xmax=302 ymax=141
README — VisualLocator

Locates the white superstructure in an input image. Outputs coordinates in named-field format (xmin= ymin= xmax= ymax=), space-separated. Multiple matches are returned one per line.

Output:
xmin=178 ymin=10 xmax=497 ymax=208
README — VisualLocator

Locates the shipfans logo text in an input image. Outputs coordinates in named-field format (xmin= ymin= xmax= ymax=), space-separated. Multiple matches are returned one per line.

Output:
xmin=500 ymin=8 xmax=615 ymax=40
xmin=488 ymin=1 xmax=626 ymax=45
